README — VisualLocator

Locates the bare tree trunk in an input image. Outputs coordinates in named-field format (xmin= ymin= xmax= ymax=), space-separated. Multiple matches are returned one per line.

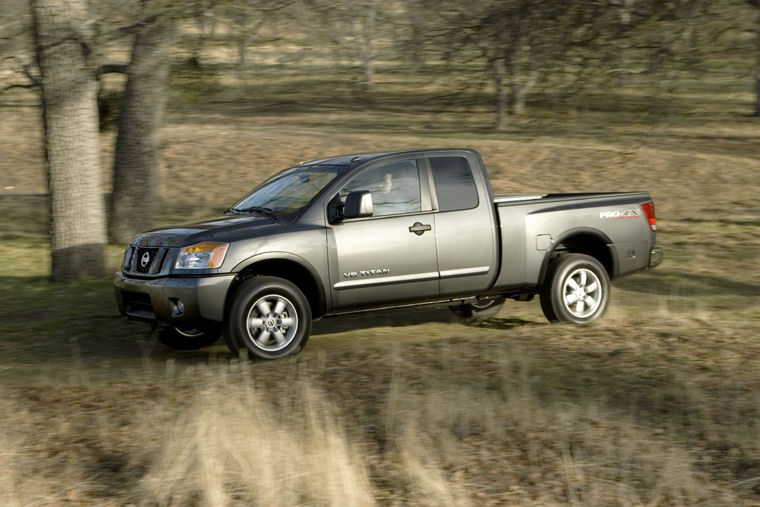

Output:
xmin=493 ymin=58 xmax=506 ymax=130
xmin=349 ymin=0 xmax=378 ymax=92
xmin=33 ymin=0 xmax=107 ymax=280
xmin=755 ymin=8 xmax=760 ymax=116
xmin=108 ymin=19 xmax=174 ymax=244
xmin=403 ymin=0 xmax=427 ymax=68
xmin=511 ymin=86 xmax=526 ymax=115
xmin=238 ymin=33 xmax=248 ymax=68
xmin=509 ymin=69 xmax=537 ymax=116
xmin=362 ymin=51 xmax=376 ymax=92
xmin=755 ymin=64 xmax=760 ymax=117
xmin=616 ymin=0 xmax=635 ymax=87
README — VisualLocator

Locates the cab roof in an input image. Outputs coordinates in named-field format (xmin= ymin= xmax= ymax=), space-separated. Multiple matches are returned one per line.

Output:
xmin=298 ymin=148 xmax=475 ymax=169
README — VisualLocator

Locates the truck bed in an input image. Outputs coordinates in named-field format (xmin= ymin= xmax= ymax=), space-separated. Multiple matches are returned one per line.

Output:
xmin=491 ymin=191 xmax=656 ymax=292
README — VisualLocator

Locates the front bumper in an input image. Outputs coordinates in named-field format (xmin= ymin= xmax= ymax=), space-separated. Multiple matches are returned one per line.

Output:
xmin=648 ymin=247 xmax=664 ymax=268
xmin=114 ymin=271 xmax=236 ymax=326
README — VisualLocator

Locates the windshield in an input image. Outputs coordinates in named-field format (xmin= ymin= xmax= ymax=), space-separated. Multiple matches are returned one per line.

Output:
xmin=231 ymin=165 xmax=342 ymax=215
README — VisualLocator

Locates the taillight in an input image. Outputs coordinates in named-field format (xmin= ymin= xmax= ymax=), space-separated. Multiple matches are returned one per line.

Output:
xmin=641 ymin=201 xmax=657 ymax=232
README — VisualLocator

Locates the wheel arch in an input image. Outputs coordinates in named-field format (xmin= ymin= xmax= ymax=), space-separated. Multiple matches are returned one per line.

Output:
xmin=537 ymin=228 xmax=616 ymax=288
xmin=229 ymin=253 xmax=327 ymax=318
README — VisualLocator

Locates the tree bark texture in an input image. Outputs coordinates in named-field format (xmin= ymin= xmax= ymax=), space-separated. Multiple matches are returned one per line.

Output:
xmin=755 ymin=8 xmax=760 ymax=116
xmin=33 ymin=0 xmax=107 ymax=280
xmin=755 ymin=64 xmax=760 ymax=117
xmin=108 ymin=19 xmax=173 ymax=244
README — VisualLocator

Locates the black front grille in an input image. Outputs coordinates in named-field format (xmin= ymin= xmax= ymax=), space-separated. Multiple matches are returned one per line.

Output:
xmin=135 ymin=247 xmax=159 ymax=273
xmin=123 ymin=246 xmax=171 ymax=276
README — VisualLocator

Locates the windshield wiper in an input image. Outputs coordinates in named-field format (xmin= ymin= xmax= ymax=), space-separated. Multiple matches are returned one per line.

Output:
xmin=227 ymin=206 xmax=279 ymax=220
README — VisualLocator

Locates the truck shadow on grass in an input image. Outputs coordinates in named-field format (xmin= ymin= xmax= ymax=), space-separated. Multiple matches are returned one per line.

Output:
xmin=614 ymin=270 xmax=760 ymax=297
xmin=313 ymin=307 xmax=535 ymax=335
xmin=312 ymin=306 xmax=455 ymax=335
xmin=0 ymin=276 xmax=537 ymax=372
xmin=470 ymin=317 xmax=537 ymax=330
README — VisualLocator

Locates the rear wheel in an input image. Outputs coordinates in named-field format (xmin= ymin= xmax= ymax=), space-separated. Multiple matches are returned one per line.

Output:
xmin=449 ymin=297 xmax=505 ymax=324
xmin=224 ymin=276 xmax=312 ymax=359
xmin=157 ymin=323 xmax=222 ymax=350
xmin=540 ymin=254 xmax=609 ymax=324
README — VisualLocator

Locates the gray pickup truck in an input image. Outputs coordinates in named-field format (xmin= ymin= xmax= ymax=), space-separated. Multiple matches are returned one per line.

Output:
xmin=114 ymin=148 xmax=662 ymax=358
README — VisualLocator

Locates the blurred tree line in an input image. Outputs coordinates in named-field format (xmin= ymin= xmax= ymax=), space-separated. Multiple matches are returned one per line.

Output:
xmin=0 ymin=0 xmax=758 ymax=279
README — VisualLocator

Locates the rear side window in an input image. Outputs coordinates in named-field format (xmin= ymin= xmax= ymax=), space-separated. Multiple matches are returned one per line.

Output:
xmin=429 ymin=156 xmax=479 ymax=212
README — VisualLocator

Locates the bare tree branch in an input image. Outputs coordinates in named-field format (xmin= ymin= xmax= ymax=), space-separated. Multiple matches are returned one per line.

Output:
xmin=21 ymin=62 xmax=40 ymax=86
xmin=98 ymin=63 xmax=129 ymax=75
xmin=0 ymin=82 xmax=38 ymax=92
xmin=0 ymin=61 xmax=41 ymax=95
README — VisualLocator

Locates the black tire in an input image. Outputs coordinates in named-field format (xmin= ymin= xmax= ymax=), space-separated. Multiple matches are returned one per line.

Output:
xmin=540 ymin=253 xmax=610 ymax=324
xmin=157 ymin=323 xmax=222 ymax=350
xmin=449 ymin=297 xmax=505 ymax=324
xmin=224 ymin=276 xmax=312 ymax=359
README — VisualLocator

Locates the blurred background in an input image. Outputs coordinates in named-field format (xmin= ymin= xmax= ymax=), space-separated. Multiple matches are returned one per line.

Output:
xmin=1 ymin=0 xmax=760 ymax=505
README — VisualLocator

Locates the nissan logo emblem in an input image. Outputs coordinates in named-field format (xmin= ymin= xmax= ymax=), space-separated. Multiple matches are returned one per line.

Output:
xmin=140 ymin=252 xmax=151 ymax=268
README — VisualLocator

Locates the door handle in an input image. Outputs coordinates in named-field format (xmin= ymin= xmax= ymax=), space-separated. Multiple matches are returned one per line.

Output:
xmin=409 ymin=222 xmax=432 ymax=236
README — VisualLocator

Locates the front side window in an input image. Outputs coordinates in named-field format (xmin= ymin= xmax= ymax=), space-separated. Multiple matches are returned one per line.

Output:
xmin=232 ymin=165 xmax=341 ymax=215
xmin=340 ymin=160 xmax=421 ymax=217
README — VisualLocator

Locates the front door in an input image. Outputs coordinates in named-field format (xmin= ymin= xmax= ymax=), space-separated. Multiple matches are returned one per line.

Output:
xmin=327 ymin=159 xmax=439 ymax=309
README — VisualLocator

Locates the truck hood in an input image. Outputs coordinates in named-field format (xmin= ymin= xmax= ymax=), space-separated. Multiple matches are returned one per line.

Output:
xmin=131 ymin=214 xmax=282 ymax=247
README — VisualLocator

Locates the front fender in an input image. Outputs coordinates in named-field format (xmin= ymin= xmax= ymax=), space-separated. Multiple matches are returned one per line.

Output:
xmin=231 ymin=251 xmax=329 ymax=316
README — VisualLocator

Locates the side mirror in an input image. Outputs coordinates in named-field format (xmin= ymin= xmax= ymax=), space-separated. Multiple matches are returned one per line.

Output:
xmin=343 ymin=190 xmax=374 ymax=219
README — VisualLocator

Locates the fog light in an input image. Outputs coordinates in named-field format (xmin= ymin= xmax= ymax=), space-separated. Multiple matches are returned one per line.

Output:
xmin=170 ymin=298 xmax=185 ymax=317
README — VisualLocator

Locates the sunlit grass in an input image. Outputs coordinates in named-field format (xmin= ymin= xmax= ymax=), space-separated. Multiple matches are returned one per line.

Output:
xmin=2 ymin=347 xmax=754 ymax=505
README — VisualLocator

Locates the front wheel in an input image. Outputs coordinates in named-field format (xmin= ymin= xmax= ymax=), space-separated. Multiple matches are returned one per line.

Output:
xmin=540 ymin=254 xmax=610 ymax=325
xmin=224 ymin=276 xmax=312 ymax=359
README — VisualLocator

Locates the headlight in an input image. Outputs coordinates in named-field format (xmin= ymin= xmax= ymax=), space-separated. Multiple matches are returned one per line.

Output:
xmin=175 ymin=242 xmax=228 ymax=269
xmin=122 ymin=246 xmax=133 ymax=269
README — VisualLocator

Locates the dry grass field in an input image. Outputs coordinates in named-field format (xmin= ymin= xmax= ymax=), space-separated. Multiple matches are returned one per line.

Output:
xmin=0 ymin=63 xmax=759 ymax=505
